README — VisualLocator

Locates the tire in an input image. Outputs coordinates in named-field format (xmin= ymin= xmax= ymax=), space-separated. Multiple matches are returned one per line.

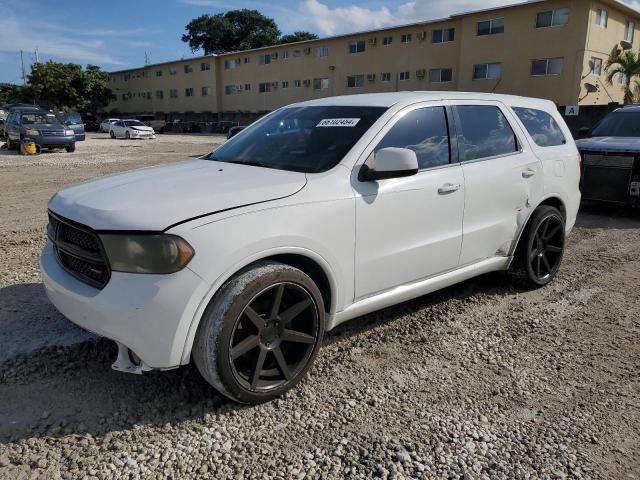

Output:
xmin=510 ymin=205 xmax=565 ymax=289
xmin=6 ymin=137 xmax=14 ymax=150
xmin=193 ymin=261 xmax=325 ymax=404
xmin=125 ymin=131 xmax=130 ymax=139
xmin=65 ymin=143 xmax=76 ymax=153
xmin=109 ymin=130 xmax=115 ymax=139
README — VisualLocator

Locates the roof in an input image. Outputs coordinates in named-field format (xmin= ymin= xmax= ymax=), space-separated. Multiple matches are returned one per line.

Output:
xmin=292 ymin=91 xmax=557 ymax=109
xmin=109 ymin=0 xmax=640 ymax=75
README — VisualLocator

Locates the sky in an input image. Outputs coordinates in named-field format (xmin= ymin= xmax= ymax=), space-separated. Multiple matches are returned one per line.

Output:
xmin=1 ymin=0 xmax=640 ymax=84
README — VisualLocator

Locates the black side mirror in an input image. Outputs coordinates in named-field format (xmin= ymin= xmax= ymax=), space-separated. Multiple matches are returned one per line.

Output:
xmin=578 ymin=127 xmax=591 ymax=138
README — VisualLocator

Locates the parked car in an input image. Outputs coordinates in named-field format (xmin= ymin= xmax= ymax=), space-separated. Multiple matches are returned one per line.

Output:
xmin=109 ymin=119 xmax=156 ymax=139
xmin=0 ymin=118 xmax=5 ymax=140
xmin=5 ymin=107 xmax=75 ymax=152
xmin=576 ymin=105 xmax=640 ymax=205
xmin=41 ymin=92 xmax=580 ymax=404
xmin=136 ymin=114 xmax=166 ymax=133
xmin=56 ymin=112 xmax=86 ymax=141
xmin=227 ymin=125 xmax=247 ymax=139
xmin=82 ymin=114 xmax=100 ymax=132
xmin=99 ymin=118 xmax=120 ymax=133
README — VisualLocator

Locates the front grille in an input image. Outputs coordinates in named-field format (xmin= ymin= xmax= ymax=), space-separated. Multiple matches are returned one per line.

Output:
xmin=48 ymin=213 xmax=110 ymax=289
xmin=580 ymin=152 xmax=638 ymax=204
xmin=39 ymin=130 xmax=65 ymax=136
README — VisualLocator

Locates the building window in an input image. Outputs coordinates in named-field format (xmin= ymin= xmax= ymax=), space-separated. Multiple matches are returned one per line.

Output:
xmin=185 ymin=88 xmax=194 ymax=97
xmin=293 ymin=50 xmax=301 ymax=57
xmin=121 ymin=93 xmax=127 ymax=101
xmin=531 ymin=58 xmax=563 ymax=76
xmin=432 ymin=28 xmax=455 ymax=43
xmin=348 ymin=40 xmax=366 ymax=54
xmin=347 ymin=74 xmax=364 ymax=88
xmin=282 ymin=51 xmax=289 ymax=59
xmin=169 ymin=89 xmax=178 ymax=98
xmin=626 ymin=20 xmax=635 ymax=43
xmin=184 ymin=64 xmax=193 ymax=73
xmin=477 ymin=18 xmax=504 ymax=36
xmin=259 ymin=82 xmax=271 ymax=93
xmin=315 ymin=46 xmax=329 ymax=57
xmin=155 ymin=90 xmax=164 ymax=99
xmin=202 ymin=86 xmax=211 ymax=96
xmin=590 ymin=57 xmax=603 ymax=75
xmin=429 ymin=68 xmax=453 ymax=83
xmin=224 ymin=85 xmax=236 ymax=95
xmin=169 ymin=67 xmax=177 ymax=75
xmin=294 ymin=80 xmax=302 ymax=88
xmin=224 ymin=59 xmax=237 ymax=70
xmin=595 ymin=8 xmax=608 ymax=27
xmin=399 ymin=71 xmax=410 ymax=81
xmin=401 ymin=33 xmax=412 ymax=43
xmin=201 ymin=62 xmax=210 ymax=71
xmin=244 ymin=57 xmax=250 ymax=64
xmin=155 ymin=70 xmax=163 ymax=77
xmin=536 ymin=8 xmax=569 ymax=28
xmin=381 ymin=72 xmax=392 ymax=82
xmin=244 ymin=83 xmax=251 ymax=91
xmin=282 ymin=80 xmax=289 ymax=89
xmin=313 ymin=78 xmax=329 ymax=89
xmin=146 ymin=91 xmax=151 ymax=99
xmin=383 ymin=36 xmax=392 ymax=46
xmin=259 ymin=54 xmax=271 ymax=65
xmin=473 ymin=63 xmax=502 ymax=80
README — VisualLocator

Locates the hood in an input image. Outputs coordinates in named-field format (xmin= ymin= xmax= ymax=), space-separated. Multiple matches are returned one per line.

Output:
xmin=131 ymin=125 xmax=153 ymax=131
xmin=576 ymin=136 xmax=640 ymax=153
xmin=32 ymin=123 xmax=64 ymax=131
xmin=49 ymin=160 xmax=307 ymax=231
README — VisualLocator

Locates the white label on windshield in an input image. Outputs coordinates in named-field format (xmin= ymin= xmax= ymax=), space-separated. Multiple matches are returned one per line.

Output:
xmin=317 ymin=118 xmax=360 ymax=127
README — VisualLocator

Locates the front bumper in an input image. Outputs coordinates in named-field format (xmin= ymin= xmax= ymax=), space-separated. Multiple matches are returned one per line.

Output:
xmin=130 ymin=130 xmax=155 ymax=139
xmin=35 ymin=135 xmax=75 ymax=148
xmin=74 ymin=133 xmax=86 ymax=142
xmin=40 ymin=241 xmax=209 ymax=369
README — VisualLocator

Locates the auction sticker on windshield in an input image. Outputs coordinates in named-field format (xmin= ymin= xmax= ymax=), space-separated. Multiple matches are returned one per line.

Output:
xmin=317 ymin=118 xmax=360 ymax=127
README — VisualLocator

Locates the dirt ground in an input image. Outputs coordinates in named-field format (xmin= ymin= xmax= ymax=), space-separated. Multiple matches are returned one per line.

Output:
xmin=0 ymin=134 xmax=639 ymax=479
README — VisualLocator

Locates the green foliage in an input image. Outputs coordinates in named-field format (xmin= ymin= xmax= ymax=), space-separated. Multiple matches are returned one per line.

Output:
xmin=605 ymin=47 xmax=640 ymax=104
xmin=27 ymin=61 xmax=114 ymax=113
xmin=279 ymin=31 xmax=319 ymax=44
xmin=0 ymin=83 xmax=32 ymax=105
xmin=182 ymin=9 xmax=281 ymax=54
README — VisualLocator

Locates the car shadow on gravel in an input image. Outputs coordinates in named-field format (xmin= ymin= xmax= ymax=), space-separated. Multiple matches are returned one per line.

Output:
xmin=0 ymin=272 xmax=513 ymax=444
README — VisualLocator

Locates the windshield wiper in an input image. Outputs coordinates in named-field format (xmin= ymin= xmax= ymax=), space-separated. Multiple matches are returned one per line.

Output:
xmin=221 ymin=159 xmax=271 ymax=169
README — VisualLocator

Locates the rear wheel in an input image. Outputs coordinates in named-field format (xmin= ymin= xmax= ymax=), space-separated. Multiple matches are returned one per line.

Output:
xmin=510 ymin=205 xmax=565 ymax=288
xmin=193 ymin=262 xmax=325 ymax=404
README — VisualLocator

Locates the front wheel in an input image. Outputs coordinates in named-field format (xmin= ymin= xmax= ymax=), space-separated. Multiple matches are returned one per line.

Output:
xmin=125 ymin=131 xmax=130 ymax=139
xmin=65 ymin=143 xmax=76 ymax=153
xmin=109 ymin=130 xmax=115 ymax=139
xmin=193 ymin=262 xmax=325 ymax=404
xmin=6 ymin=137 xmax=14 ymax=150
xmin=510 ymin=205 xmax=565 ymax=288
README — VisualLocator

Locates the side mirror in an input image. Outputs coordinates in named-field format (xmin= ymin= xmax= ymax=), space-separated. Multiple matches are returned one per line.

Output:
xmin=360 ymin=147 xmax=419 ymax=181
xmin=578 ymin=127 xmax=591 ymax=138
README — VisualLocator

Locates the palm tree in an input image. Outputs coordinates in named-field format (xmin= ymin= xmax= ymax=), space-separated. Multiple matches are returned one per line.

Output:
xmin=605 ymin=47 xmax=640 ymax=104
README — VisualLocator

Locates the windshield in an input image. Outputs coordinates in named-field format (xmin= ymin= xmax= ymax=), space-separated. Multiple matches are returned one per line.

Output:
xmin=60 ymin=113 xmax=82 ymax=124
xmin=206 ymin=106 xmax=387 ymax=173
xmin=21 ymin=112 xmax=59 ymax=125
xmin=124 ymin=120 xmax=146 ymax=127
xmin=591 ymin=111 xmax=640 ymax=137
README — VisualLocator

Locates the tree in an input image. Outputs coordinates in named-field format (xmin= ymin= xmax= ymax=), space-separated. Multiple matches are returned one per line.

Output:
xmin=605 ymin=47 xmax=640 ymax=104
xmin=182 ymin=9 xmax=281 ymax=54
xmin=0 ymin=83 xmax=31 ymax=105
xmin=279 ymin=31 xmax=319 ymax=44
xmin=27 ymin=61 xmax=114 ymax=112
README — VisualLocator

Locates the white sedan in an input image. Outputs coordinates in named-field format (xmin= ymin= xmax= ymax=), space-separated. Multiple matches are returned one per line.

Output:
xmin=109 ymin=119 xmax=155 ymax=139
xmin=99 ymin=118 xmax=120 ymax=133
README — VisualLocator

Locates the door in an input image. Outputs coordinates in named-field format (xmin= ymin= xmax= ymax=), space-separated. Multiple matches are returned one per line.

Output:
xmin=6 ymin=112 xmax=18 ymax=141
xmin=453 ymin=103 xmax=544 ymax=265
xmin=353 ymin=105 xmax=465 ymax=299
xmin=112 ymin=120 xmax=125 ymax=137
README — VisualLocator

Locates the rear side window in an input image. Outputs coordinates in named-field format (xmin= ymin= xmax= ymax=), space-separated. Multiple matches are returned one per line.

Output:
xmin=455 ymin=105 xmax=518 ymax=161
xmin=512 ymin=107 xmax=566 ymax=147
xmin=375 ymin=106 xmax=450 ymax=169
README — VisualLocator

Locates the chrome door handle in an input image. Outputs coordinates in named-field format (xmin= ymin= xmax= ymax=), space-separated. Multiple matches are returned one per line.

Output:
xmin=522 ymin=168 xmax=537 ymax=178
xmin=438 ymin=183 xmax=462 ymax=194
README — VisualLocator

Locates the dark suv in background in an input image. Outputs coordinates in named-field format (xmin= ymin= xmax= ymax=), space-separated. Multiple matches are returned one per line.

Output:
xmin=56 ymin=112 xmax=86 ymax=141
xmin=5 ymin=107 xmax=76 ymax=152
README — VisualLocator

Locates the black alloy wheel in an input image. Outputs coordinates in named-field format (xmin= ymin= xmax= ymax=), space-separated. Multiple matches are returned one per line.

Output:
xmin=229 ymin=282 xmax=319 ymax=393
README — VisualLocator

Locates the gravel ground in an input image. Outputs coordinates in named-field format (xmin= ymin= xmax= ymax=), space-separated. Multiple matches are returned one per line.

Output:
xmin=0 ymin=134 xmax=639 ymax=479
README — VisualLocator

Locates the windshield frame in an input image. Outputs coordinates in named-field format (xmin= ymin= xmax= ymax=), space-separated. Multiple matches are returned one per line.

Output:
xmin=124 ymin=120 xmax=146 ymax=127
xmin=205 ymin=105 xmax=388 ymax=174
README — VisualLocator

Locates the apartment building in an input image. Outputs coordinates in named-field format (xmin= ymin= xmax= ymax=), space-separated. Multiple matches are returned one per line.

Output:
xmin=107 ymin=0 xmax=640 ymax=122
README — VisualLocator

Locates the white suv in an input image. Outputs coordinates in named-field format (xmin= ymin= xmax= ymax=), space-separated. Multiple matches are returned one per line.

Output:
xmin=41 ymin=93 xmax=581 ymax=404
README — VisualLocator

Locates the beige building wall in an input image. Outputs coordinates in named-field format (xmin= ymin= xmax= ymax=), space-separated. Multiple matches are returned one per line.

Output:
xmin=107 ymin=0 xmax=640 ymax=116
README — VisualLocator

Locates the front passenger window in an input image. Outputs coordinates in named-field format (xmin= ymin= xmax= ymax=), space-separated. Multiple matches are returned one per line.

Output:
xmin=456 ymin=105 xmax=518 ymax=161
xmin=375 ymin=106 xmax=450 ymax=169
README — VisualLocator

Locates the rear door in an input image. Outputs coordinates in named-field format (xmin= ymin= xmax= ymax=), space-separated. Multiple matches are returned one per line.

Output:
xmin=453 ymin=102 xmax=543 ymax=265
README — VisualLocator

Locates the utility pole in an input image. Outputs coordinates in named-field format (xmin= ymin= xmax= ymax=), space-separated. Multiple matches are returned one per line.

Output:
xmin=34 ymin=48 xmax=39 ymax=64
xmin=20 ymin=50 xmax=26 ymax=85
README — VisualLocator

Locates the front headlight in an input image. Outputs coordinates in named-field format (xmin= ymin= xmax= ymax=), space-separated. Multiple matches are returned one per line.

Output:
xmin=25 ymin=129 xmax=39 ymax=136
xmin=65 ymin=129 xmax=75 ymax=136
xmin=99 ymin=234 xmax=194 ymax=274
